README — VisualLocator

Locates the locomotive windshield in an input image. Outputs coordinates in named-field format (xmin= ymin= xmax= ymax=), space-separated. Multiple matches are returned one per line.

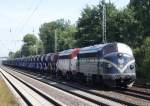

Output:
xmin=103 ymin=44 xmax=117 ymax=55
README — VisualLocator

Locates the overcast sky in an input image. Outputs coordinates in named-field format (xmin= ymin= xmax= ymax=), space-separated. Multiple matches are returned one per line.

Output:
xmin=0 ymin=0 xmax=130 ymax=57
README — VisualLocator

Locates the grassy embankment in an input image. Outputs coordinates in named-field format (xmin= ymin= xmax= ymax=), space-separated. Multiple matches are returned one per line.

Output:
xmin=0 ymin=79 xmax=19 ymax=106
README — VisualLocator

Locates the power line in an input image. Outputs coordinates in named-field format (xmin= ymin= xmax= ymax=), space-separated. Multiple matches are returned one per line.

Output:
xmin=13 ymin=1 xmax=40 ymax=36
xmin=18 ymin=0 xmax=42 ymax=35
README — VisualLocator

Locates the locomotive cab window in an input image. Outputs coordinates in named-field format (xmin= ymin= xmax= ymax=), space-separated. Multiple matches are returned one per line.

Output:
xmin=103 ymin=44 xmax=116 ymax=55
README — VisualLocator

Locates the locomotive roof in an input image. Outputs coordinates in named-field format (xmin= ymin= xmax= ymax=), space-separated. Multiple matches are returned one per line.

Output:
xmin=58 ymin=48 xmax=75 ymax=56
xmin=79 ymin=43 xmax=109 ymax=54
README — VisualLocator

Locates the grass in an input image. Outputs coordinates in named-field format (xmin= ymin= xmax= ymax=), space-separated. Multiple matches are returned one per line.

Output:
xmin=0 ymin=79 xmax=19 ymax=106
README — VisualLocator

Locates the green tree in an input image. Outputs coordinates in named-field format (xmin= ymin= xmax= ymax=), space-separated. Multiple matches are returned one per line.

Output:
xmin=21 ymin=33 xmax=38 ymax=57
xmin=129 ymin=0 xmax=150 ymax=81
xmin=39 ymin=19 xmax=76 ymax=53
xmin=76 ymin=1 xmax=139 ymax=47
xmin=14 ymin=50 xmax=21 ymax=58
xmin=23 ymin=33 xmax=37 ymax=45
xmin=141 ymin=37 xmax=150 ymax=81
xmin=21 ymin=44 xmax=36 ymax=57
xmin=134 ymin=37 xmax=150 ymax=81
xmin=37 ymin=40 xmax=44 ymax=54
xmin=8 ymin=51 xmax=15 ymax=59
xmin=130 ymin=0 xmax=150 ymax=36
xmin=114 ymin=8 xmax=140 ymax=47
xmin=76 ymin=2 xmax=121 ymax=47
xmin=57 ymin=25 xmax=76 ymax=51
xmin=76 ymin=5 xmax=102 ymax=47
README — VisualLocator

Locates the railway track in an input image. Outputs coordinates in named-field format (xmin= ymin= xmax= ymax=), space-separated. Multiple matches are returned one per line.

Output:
xmin=1 ymin=65 xmax=126 ymax=106
xmin=134 ymin=84 xmax=150 ymax=89
xmin=0 ymin=68 xmax=60 ymax=106
xmin=2 ymin=66 xmax=150 ymax=106
xmin=127 ymin=87 xmax=150 ymax=97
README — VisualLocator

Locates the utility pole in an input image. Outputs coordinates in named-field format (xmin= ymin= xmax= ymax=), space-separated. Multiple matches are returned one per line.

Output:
xmin=102 ymin=2 xmax=107 ymax=43
xmin=35 ymin=39 xmax=38 ymax=55
xmin=54 ymin=30 xmax=57 ymax=53
xmin=33 ymin=28 xmax=38 ymax=55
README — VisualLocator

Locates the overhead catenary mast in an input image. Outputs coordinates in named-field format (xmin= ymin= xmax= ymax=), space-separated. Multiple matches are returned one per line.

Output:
xmin=33 ymin=28 xmax=38 ymax=55
xmin=54 ymin=30 xmax=57 ymax=53
xmin=102 ymin=2 xmax=107 ymax=43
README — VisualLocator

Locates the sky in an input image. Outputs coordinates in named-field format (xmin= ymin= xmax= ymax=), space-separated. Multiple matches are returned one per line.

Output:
xmin=0 ymin=0 xmax=130 ymax=57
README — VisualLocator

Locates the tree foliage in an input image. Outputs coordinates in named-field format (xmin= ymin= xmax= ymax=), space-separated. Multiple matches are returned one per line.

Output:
xmin=23 ymin=33 xmax=37 ymax=45
xmin=39 ymin=19 xmax=76 ymax=53
xmin=141 ymin=37 xmax=150 ymax=80
xmin=134 ymin=37 xmax=150 ymax=81
xmin=76 ymin=1 xmax=141 ymax=47
xmin=8 ymin=51 xmax=15 ymax=59
xmin=130 ymin=0 xmax=150 ymax=36
xmin=76 ymin=5 xmax=102 ymax=47
xmin=21 ymin=34 xmax=44 ymax=57
xmin=37 ymin=40 xmax=44 ymax=54
xmin=129 ymin=0 xmax=150 ymax=81
xmin=21 ymin=44 xmax=36 ymax=57
xmin=14 ymin=51 xmax=21 ymax=58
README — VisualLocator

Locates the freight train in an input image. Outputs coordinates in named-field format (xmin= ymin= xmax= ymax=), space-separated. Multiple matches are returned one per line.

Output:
xmin=2 ymin=42 xmax=136 ymax=88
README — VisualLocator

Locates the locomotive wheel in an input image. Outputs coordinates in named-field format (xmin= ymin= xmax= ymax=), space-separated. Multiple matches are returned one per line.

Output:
xmin=66 ymin=72 xmax=72 ymax=81
xmin=92 ymin=75 xmax=104 ymax=87
xmin=92 ymin=75 xmax=97 ymax=85
xmin=76 ymin=73 xmax=86 ymax=83
xmin=56 ymin=70 xmax=63 ymax=79
xmin=66 ymin=72 xmax=69 ymax=80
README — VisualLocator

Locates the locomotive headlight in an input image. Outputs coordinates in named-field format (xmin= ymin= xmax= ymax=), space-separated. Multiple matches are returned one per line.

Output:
xmin=118 ymin=53 xmax=124 ymax=65
xmin=130 ymin=65 xmax=135 ymax=70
